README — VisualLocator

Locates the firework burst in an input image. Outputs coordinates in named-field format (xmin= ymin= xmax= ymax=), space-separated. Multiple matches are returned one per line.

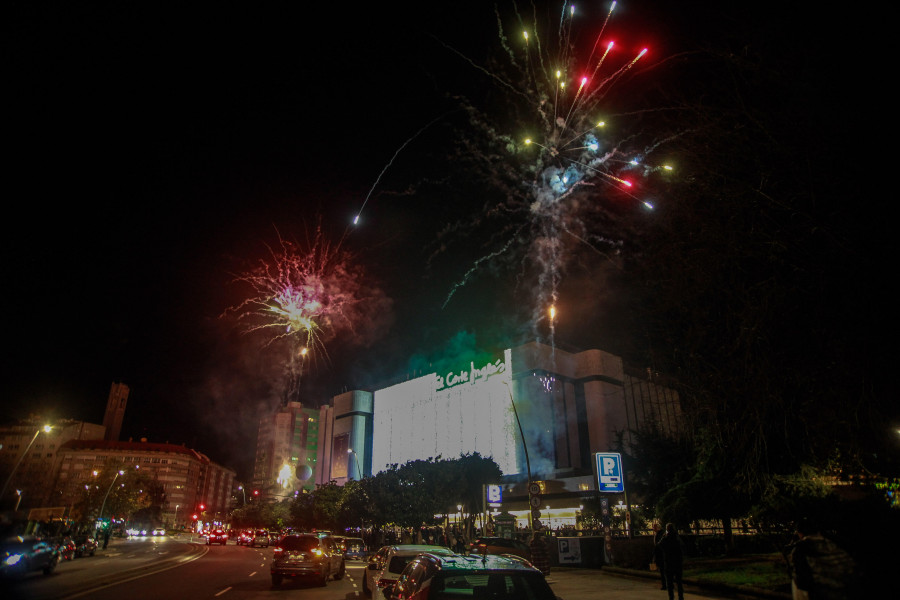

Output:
xmin=225 ymin=226 xmax=392 ymax=402
xmin=436 ymin=1 xmax=676 ymax=339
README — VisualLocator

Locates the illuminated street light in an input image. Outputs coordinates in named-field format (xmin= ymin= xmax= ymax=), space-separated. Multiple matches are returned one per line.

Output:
xmin=98 ymin=470 xmax=125 ymax=527
xmin=348 ymin=448 xmax=362 ymax=480
xmin=1 ymin=424 xmax=52 ymax=502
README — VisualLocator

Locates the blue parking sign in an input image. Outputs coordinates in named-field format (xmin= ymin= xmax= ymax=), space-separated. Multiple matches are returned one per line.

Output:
xmin=594 ymin=452 xmax=624 ymax=492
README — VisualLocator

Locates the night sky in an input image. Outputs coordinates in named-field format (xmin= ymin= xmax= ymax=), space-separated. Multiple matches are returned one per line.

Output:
xmin=2 ymin=2 xmax=883 ymax=480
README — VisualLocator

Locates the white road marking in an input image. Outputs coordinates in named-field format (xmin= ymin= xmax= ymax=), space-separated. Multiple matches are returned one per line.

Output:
xmin=249 ymin=571 xmax=257 ymax=576
xmin=214 ymin=587 xmax=232 ymax=597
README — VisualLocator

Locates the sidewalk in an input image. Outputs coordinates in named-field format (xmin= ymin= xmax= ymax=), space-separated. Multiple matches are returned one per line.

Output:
xmin=547 ymin=567 xmax=790 ymax=600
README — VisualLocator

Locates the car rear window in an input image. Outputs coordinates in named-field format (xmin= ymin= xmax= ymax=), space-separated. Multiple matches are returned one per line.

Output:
xmin=432 ymin=572 xmax=555 ymax=600
xmin=280 ymin=536 xmax=319 ymax=551
xmin=388 ymin=555 xmax=417 ymax=574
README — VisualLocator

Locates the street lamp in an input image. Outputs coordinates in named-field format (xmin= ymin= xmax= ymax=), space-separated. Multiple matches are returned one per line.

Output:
xmin=98 ymin=470 xmax=125 ymax=525
xmin=174 ymin=504 xmax=180 ymax=529
xmin=14 ymin=490 xmax=24 ymax=512
xmin=1 ymin=424 xmax=51 ymax=502
xmin=238 ymin=485 xmax=246 ymax=504
xmin=348 ymin=448 xmax=362 ymax=480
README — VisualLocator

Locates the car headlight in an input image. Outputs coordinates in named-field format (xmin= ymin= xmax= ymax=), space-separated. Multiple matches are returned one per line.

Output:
xmin=4 ymin=553 xmax=24 ymax=567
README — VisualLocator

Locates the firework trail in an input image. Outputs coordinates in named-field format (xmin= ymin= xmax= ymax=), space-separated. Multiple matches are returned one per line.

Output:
xmin=225 ymin=226 xmax=392 ymax=403
xmin=436 ymin=1 xmax=675 ymax=342
xmin=353 ymin=113 xmax=452 ymax=226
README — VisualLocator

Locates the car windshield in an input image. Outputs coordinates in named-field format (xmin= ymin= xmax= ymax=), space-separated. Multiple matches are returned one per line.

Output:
xmin=280 ymin=536 xmax=319 ymax=551
xmin=432 ymin=572 xmax=555 ymax=600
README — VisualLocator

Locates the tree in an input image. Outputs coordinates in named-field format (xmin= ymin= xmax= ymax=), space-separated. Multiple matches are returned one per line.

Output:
xmin=602 ymin=12 xmax=894 ymax=548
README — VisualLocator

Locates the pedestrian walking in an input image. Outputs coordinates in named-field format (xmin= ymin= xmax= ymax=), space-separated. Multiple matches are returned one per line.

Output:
xmin=652 ymin=522 xmax=667 ymax=590
xmin=656 ymin=523 xmax=684 ymax=600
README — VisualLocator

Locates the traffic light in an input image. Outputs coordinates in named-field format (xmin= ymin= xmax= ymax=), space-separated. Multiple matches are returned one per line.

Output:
xmin=253 ymin=490 xmax=259 ymax=497
xmin=199 ymin=503 xmax=205 ymax=511
xmin=192 ymin=514 xmax=198 ymax=521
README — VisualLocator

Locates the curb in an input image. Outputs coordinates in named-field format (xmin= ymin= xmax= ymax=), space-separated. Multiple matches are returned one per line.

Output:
xmin=597 ymin=566 xmax=791 ymax=600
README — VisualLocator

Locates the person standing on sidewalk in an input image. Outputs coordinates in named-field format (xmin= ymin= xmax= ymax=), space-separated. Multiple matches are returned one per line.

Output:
xmin=656 ymin=523 xmax=684 ymax=600
xmin=529 ymin=531 xmax=551 ymax=576
xmin=652 ymin=521 xmax=667 ymax=590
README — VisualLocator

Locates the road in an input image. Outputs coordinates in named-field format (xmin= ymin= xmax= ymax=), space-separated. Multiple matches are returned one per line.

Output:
xmin=1 ymin=535 xmax=733 ymax=600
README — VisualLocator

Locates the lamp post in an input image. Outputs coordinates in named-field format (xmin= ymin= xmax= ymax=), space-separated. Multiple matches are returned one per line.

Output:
xmin=238 ymin=485 xmax=246 ymax=505
xmin=502 ymin=382 xmax=535 ymax=533
xmin=348 ymin=448 xmax=362 ymax=481
xmin=14 ymin=489 xmax=23 ymax=512
xmin=1 ymin=424 xmax=52 ymax=502
xmin=98 ymin=470 xmax=125 ymax=526
xmin=174 ymin=504 xmax=180 ymax=529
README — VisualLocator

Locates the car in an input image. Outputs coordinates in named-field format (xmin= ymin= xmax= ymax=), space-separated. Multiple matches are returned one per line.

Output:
xmin=57 ymin=535 xmax=76 ymax=561
xmin=332 ymin=535 xmax=347 ymax=553
xmin=270 ymin=533 xmax=346 ymax=587
xmin=467 ymin=537 xmax=531 ymax=562
xmin=236 ymin=530 xmax=253 ymax=546
xmin=387 ymin=552 xmax=558 ymax=600
xmin=343 ymin=537 xmax=367 ymax=561
xmin=72 ymin=535 xmax=99 ymax=557
xmin=363 ymin=545 xmax=392 ymax=596
xmin=1 ymin=536 xmax=59 ymax=579
xmin=250 ymin=529 xmax=270 ymax=547
xmin=368 ymin=545 xmax=457 ymax=600
xmin=207 ymin=529 xmax=228 ymax=545
xmin=151 ymin=527 xmax=166 ymax=536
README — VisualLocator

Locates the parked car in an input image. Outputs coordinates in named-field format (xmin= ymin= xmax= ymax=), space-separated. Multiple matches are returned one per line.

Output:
xmin=72 ymin=535 xmax=98 ymax=557
xmin=467 ymin=536 xmax=531 ymax=562
xmin=363 ymin=545 xmax=392 ymax=596
xmin=368 ymin=545 xmax=457 ymax=600
xmin=250 ymin=529 xmax=270 ymax=548
xmin=207 ymin=529 xmax=228 ymax=545
xmin=387 ymin=552 xmax=558 ymax=600
xmin=1 ymin=536 xmax=59 ymax=579
xmin=343 ymin=537 xmax=367 ymax=561
xmin=57 ymin=535 xmax=76 ymax=561
xmin=270 ymin=533 xmax=345 ymax=587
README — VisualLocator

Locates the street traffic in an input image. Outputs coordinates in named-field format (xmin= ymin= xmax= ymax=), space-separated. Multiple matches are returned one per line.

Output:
xmin=1 ymin=533 xmax=730 ymax=600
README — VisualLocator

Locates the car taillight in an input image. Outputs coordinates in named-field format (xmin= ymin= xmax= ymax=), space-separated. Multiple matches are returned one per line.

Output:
xmin=273 ymin=547 xmax=283 ymax=555
xmin=312 ymin=548 xmax=323 ymax=556
xmin=377 ymin=577 xmax=395 ymax=588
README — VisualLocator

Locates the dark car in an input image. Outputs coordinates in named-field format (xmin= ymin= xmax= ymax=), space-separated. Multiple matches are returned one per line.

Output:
xmin=250 ymin=529 xmax=270 ymax=548
xmin=57 ymin=536 xmax=76 ymax=561
xmin=72 ymin=535 xmax=98 ymax=557
xmin=1 ymin=536 xmax=59 ymax=579
xmin=343 ymin=537 xmax=367 ymax=561
xmin=388 ymin=552 xmax=558 ymax=600
xmin=467 ymin=537 xmax=531 ymax=562
xmin=207 ymin=529 xmax=228 ymax=545
xmin=270 ymin=533 xmax=345 ymax=587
